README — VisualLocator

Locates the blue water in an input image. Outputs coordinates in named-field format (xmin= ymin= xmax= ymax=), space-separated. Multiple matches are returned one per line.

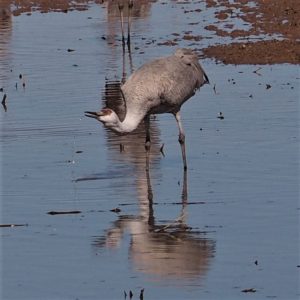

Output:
xmin=0 ymin=2 xmax=299 ymax=300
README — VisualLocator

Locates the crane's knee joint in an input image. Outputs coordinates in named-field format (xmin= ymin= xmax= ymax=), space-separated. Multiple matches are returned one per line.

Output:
xmin=178 ymin=133 xmax=185 ymax=145
xmin=145 ymin=141 xmax=151 ymax=152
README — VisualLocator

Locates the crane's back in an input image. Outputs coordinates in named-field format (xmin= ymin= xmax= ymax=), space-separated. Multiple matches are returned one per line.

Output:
xmin=121 ymin=48 xmax=208 ymax=115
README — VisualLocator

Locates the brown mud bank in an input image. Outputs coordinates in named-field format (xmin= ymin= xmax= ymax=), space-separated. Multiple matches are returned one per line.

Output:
xmin=0 ymin=0 xmax=103 ymax=15
xmin=203 ymin=0 xmax=300 ymax=64
xmin=202 ymin=39 xmax=300 ymax=64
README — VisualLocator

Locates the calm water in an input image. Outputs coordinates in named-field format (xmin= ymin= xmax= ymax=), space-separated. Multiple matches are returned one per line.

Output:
xmin=0 ymin=2 xmax=299 ymax=300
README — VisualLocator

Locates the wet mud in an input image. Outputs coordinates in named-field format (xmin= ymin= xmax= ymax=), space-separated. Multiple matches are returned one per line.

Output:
xmin=202 ymin=39 xmax=300 ymax=64
xmin=202 ymin=0 xmax=300 ymax=64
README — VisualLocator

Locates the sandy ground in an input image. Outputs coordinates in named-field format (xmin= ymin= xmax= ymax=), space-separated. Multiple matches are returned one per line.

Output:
xmin=1 ymin=0 xmax=299 ymax=64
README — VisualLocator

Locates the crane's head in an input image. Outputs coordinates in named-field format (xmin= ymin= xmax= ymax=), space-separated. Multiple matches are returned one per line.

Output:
xmin=85 ymin=108 xmax=120 ymax=131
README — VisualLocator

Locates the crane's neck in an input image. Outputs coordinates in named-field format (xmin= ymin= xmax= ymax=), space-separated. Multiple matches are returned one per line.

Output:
xmin=109 ymin=110 xmax=145 ymax=133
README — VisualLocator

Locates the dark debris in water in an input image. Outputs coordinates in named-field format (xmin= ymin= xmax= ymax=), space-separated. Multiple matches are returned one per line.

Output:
xmin=110 ymin=207 xmax=121 ymax=213
xmin=74 ymin=170 xmax=125 ymax=182
xmin=217 ymin=112 xmax=224 ymax=120
xmin=140 ymin=288 xmax=144 ymax=300
xmin=2 ymin=93 xmax=7 ymax=112
xmin=160 ymin=143 xmax=165 ymax=156
xmin=0 ymin=223 xmax=28 ymax=228
xmin=241 ymin=288 xmax=257 ymax=293
xmin=47 ymin=210 xmax=82 ymax=215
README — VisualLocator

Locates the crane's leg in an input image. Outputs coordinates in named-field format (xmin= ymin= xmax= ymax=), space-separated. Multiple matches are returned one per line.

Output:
xmin=144 ymin=115 xmax=151 ymax=171
xmin=181 ymin=168 xmax=188 ymax=204
xmin=174 ymin=111 xmax=187 ymax=170
xmin=127 ymin=0 xmax=133 ymax=49
xmin=118 ymin=2 xmax=125 ymax=48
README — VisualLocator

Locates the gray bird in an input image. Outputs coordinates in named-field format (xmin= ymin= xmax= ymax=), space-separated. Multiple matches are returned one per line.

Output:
xmin=85 ymin=48 xmax=209 ymax=169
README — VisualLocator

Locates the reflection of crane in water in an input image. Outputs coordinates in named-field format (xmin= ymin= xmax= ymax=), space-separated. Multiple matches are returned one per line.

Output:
xmin=93 ymin=166 xmax=215 ymax=280
xmin=102 ymin=0 xmax=153 ymax=50
xmin=85 ymin=48 xmax=209 ymax=170
xmin=116 ymin=0 xmax=133 ymax=48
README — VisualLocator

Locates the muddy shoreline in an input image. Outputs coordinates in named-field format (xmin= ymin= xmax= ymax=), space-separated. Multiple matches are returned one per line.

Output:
xmin=1 ymin=0 xmax=299 ymax=64
xmin=203 ymin=0 xmax=300 ymax=64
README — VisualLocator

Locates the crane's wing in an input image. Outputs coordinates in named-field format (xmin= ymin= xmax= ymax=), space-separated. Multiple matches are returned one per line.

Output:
xmin=121 ymin=49 xmax=208 ymax=115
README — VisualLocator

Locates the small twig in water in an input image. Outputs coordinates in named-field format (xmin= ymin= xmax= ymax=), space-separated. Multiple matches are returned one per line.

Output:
xmin=110 ymin=208 xmax=121 ymax=213
xmin=213 ymin=83 xmax=218 ymax=94
xmin=139 ymin=288 xmax=144 ymax=300
xmin=253 ymin=67 xmax=262 ymax=76
xmin=160 ymin=143 xmax=165 ymax=156
xmin=2 ymin=93 xmax=7 ymax=111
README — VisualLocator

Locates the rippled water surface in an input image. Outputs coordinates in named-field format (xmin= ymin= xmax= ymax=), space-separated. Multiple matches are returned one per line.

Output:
xmin=0 ymin=2 xmax=299 ymax=300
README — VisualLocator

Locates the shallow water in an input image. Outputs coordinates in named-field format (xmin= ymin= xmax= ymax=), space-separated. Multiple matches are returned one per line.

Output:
xmin=0 ymin=2 xmax=299 ymax=300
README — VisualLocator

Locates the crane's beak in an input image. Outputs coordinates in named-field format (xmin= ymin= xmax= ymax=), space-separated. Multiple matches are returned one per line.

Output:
xmin=84 ymin=111 xmax=103 ymax=119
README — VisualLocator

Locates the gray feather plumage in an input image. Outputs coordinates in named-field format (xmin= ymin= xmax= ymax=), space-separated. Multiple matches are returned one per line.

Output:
xmin=85 ymin=48 xmax=209 ymax=168
xmin=121 ymin=48 xmax=208 ymax=117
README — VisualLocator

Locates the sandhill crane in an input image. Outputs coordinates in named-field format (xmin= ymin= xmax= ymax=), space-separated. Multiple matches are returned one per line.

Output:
xmin=85 ymin=48 xmax=209 ymax=170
